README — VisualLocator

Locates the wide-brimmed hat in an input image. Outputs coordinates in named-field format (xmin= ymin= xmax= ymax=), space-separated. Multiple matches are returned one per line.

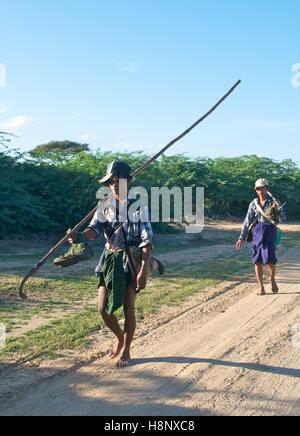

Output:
xmin=254 ymin=178 xmax=269 ymax=190
xmin=99 ymin=160 xmax=132 ymax=185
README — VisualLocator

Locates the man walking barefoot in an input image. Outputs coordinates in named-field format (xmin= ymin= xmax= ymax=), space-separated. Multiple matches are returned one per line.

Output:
xmin=236 ymin=178 xmax=286 ymax=296
xmin=69 ymin=161 xmax=153 ymax=367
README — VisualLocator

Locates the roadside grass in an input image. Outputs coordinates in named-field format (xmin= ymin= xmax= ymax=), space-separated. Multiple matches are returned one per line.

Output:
xmin=280 ymin=232 xmax=300 ymax=248
xmin=0 ymin=306 xmax=100 ymax=362
xmin=154 ymin=236 xmax=236 ymax=255
xmin=0 ymin=275 xmax=97 ymax=333
xmin=0 ymin=232 xmax=239 ymax=334
xmin=0 ymin=248 xmax=252 ymax=363
xmin=0 ymin=232 xmax=298 ymax=364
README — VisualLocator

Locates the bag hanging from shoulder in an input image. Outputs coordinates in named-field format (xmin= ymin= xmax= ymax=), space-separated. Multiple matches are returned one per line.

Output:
xmin=276 ymin=227 xmax=283 ymax=247
xmin=255 ymin=200 xmax=283 ymax=247
xmin=247 ymin=224 xmax=255 ymax=243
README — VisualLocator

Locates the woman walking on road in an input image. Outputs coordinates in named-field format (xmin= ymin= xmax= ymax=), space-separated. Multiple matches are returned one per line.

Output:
xmin=236 ymin=179 xmax=286 ymax=296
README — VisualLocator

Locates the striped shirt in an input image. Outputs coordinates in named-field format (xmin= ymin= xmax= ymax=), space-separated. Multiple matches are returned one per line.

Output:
xmin=88 ymin=196 xmax=153 ymax=273
xmin=239 ymin=195 xmax=287 ymax=241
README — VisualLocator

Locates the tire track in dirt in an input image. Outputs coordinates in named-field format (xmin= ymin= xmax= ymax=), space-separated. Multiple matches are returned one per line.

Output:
xmin=1 ymin=243 xmax=242 ymax=339
xmin=1 ymin=243 xmax=299 ymax=416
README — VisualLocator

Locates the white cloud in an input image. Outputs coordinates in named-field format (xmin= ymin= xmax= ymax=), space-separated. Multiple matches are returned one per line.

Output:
xmin=81 ymin=134 xmax=90 ymax=141
xmin=0 ymin=115 xmax=37 ymax=131
xmin=0 ymin=103 xmax=8 ymax=114
xmin=80 ymin=134 xmax=96 ymax=142
xmin=117 ymin=63 xmax=136 ymax=73
xmin=113 ymin=142 xmax=136 ymax=150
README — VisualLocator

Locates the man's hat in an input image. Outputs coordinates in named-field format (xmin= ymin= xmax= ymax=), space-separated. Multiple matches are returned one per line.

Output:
xmin=254 ymin=178 xmax=269 ymax=190
xmin=99 ymin=160 xmax=132 ymax=185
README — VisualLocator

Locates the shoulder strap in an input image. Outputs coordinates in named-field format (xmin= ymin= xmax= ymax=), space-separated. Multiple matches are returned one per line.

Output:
xmin=255 ymin=199 xmax=277 ymax=227
xmin=121 ymin=226 xmax=138 ymax=291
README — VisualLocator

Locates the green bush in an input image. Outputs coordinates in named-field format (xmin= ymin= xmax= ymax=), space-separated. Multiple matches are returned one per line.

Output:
xmin=0 ymin=144 xmax=299 ymax=239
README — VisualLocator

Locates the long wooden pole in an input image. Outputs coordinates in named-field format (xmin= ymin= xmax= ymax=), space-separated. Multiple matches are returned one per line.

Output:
xmin=19 ymin=80 xmax=241 ymax=299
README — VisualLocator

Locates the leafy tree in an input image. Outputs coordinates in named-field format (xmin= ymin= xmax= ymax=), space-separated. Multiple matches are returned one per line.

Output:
xmin=0 ymin=146 xmax=299 ymax=239
xmin=29 ymin=141 xmax=90 ymax=165
xmin=0 ymin=131 xmax=13 ymax=151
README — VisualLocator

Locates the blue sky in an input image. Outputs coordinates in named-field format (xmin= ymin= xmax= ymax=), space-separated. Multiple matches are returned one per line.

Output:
xmin=0 ymin=0 xmax=299 ymax=163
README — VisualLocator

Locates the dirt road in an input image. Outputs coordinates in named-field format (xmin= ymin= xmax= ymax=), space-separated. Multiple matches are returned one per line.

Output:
xmin=1 ymin=243 xmax=300 ymax=416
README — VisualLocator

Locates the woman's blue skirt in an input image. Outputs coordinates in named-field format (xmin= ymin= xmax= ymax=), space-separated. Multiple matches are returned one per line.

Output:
xmin=252 ymin=223 xmax=277 ymax=265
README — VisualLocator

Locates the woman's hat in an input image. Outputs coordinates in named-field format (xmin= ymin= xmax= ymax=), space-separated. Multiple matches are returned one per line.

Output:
xmin=99 ymin=161 xmax=132 ymax=185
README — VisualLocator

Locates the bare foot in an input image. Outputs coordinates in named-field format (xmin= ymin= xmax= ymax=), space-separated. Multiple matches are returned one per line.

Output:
xmin=109 ymin=337 xmax=124 ymax=359
xmin=271 ymin=280 xmax=279 ymax=294
xmin=257 ymin=287 xmax=266 ymax=296
xmin=116 ymin=351 xmax=131 ymax=368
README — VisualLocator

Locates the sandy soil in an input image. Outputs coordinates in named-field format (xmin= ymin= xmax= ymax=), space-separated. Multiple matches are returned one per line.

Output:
xmin=0 ymin=238 xmax=299 ymax=416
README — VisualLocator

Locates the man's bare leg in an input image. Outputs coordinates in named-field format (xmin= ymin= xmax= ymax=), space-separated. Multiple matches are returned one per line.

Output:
xmin=255 ymin=263 xmax=266 ymax=295
xmin=117 ymin=286 xmax=136 ymax=368
xmin=268 ymin=263 xmax=279 ymax=293
xmin=98 ymin=286 xmax=124 ymax=358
